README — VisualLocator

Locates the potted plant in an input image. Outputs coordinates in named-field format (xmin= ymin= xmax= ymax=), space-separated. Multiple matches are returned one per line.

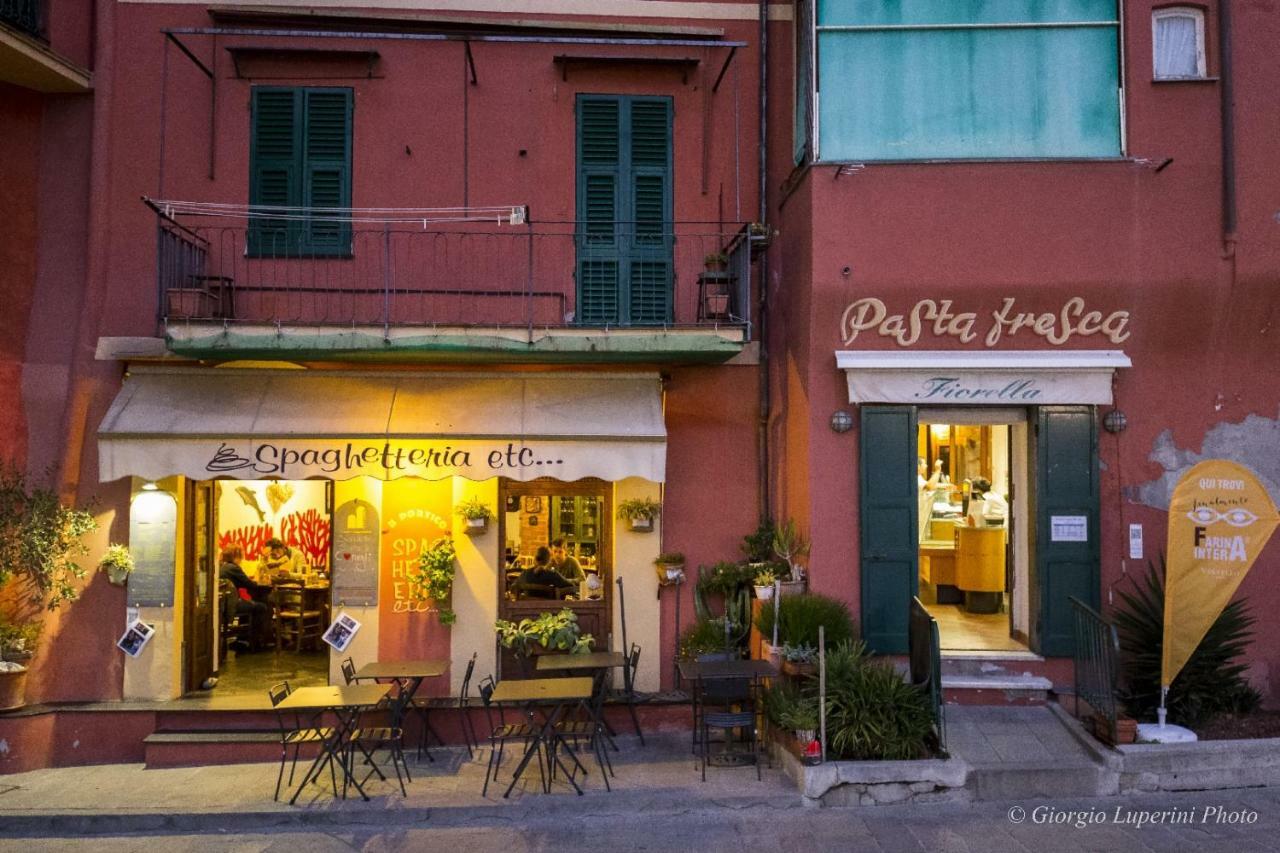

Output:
xmin=455 ymin=496 xmax=494 ymax=535
xmin=703 ymin=251 xmax=728 ymax=273
xmin=781 ymin=699 xmax=820 ymax=748
xmin=753 ymin=568 xmax=776 ymax=600
xmin=99 ymin=543 xmax=135 ymax=586
xmin=780 ymin=642 xmax=818 ymax=677
xmin=409 ymin=537 xmax=458 ymax=625
xmin=654 ymin=552 xmax=685 ymax=585
xmin=617 ymin=497 xmax=661 ymax=532
xmin=773 ymin=519 xmax=811 ymax=596
xmin=495 ymin=608 xmax=595 ymax=659
xmin=0 ymin=464 xmax=98 ymax=711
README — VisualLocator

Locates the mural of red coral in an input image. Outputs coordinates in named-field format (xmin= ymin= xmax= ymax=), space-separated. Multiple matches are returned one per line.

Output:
xmin=280 ymin=508 xmax=332 ymax=569
xmin=217 ymin=524 xmax=275 ymax=561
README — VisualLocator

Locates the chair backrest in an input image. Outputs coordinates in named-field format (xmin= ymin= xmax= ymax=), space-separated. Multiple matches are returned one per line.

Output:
xmin=276 ymin=586 xmax=304 ymax=611
xmin=341 ymin=657 xmax=357 ymax=685
xmin=517 ymin=583 xmax=559 ymax=600
xmin=625 ymin=643 xmax=641 ymax=691
xmin=268 ymin=681 xmax=290 ymax=708
xmin=459 ymin=652 xmax=477 ymax=704
xmin=700 ymin=675 xmax=752 ymax=705
xmin=218 ymin=580 xmax=239 ymax=627
xmin=477 ymin=674 xmax=504 ymax=729
xmin=268 ymin=680 xmax=295 ymax=738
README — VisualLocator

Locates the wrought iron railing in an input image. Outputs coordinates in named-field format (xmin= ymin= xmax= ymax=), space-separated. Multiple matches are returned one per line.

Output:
xmin=908 ymin=596 xmax=946 ymax=751
xmin=1070 ymin=596 xmax=1121 ymax=744
xmin=150 ymin=201 xmax=758 ymax=335
xmin=0 ymin=0 xmax=42 ymax=38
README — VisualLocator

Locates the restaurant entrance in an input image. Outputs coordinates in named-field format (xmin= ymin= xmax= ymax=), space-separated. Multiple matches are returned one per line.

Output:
xmin=497 ymin=477 xmax=612 ymax=678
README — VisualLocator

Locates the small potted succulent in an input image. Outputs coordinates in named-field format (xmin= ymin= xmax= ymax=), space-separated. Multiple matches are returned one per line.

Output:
xmin=753 ymin=568 xmax=776 ymax=601
xmin=99 ymin=543 xmax=135 ymax=587
xmin=616 ymin=497 xmax=661 ymax=532
xmin=654 ymin=552 xmax=685 ymax=585
xmin=781 ymin=642 xmax=818 ymax=678
xmin=455 ymin=496 xmax=494 ymax=535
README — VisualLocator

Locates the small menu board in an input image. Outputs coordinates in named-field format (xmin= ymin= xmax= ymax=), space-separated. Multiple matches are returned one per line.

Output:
xmin=127 ymin=491 xmax=178 ymax=608
xmin=332 ymin=498 xmax=379 ymax=606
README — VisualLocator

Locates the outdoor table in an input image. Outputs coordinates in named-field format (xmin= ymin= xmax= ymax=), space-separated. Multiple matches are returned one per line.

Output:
xmin=536 ymin=651 xmax=627 ymax=747
xmin=354 ymin=659 xmax=449 ymax=760
xmin=276 ymin=683 xmax=391 ymax=804
xmin=677 ymin=659 xmax=776 ymax=768
xmin=490 ymin=676 xmax=595 ymax=798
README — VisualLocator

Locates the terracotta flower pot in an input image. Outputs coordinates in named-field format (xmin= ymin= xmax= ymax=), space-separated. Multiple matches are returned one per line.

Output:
xmin=0 ymin=666 xmax=29 ymax=712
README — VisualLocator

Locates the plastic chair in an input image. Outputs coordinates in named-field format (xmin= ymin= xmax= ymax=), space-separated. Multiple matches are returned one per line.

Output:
xmin=268 ymin=680 xmax=335 ymax=801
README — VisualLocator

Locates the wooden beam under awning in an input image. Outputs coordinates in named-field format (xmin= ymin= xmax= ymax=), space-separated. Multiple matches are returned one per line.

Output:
xmin=0 ymin=24 xmax=91 ymax=93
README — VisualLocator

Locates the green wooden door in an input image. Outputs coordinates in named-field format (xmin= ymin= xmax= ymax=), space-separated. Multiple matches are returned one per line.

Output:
xmin=1031 ymin=406 xmax=1101 ymax=656
xmin=860 ymin=405 xmax=919 ymax=654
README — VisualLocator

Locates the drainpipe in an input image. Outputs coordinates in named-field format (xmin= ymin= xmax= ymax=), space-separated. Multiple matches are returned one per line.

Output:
xmin=756 ymin=0 xmax=771 ymax=525
xmin=1218 ymin=0 xmax=1237 ymax=257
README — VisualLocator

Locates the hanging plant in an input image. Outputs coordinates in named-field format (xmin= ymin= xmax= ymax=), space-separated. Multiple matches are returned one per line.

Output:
xmin=99 ymin=543 xmax=135 ymax=586
xmin=409 ymin=537 xmax=458 ymax=625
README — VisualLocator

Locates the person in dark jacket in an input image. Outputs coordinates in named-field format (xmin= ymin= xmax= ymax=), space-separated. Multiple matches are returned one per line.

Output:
xmin=514 ymin=547 xmax=575 ymax=599
xmin=219 ymin=546 xmax=272 ymax=650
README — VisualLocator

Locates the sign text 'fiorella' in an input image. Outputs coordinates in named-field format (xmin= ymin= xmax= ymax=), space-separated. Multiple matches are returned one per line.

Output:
xmin=840 ymin=297 xmax=1131 ymax=347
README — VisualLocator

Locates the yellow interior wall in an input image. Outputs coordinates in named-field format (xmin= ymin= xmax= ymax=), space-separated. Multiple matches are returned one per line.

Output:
xmin=450 ymin=477 xmax=499 ymax=693
xmin=327 ymin=477 xmax=382 ymax=686
xmin=122 ymin=475 xmax=185 ymax=701
xmin=612 ymin=477 xmax=661 ymax=692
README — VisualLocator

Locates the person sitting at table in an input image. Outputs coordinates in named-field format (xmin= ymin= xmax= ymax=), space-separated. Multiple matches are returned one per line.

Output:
xmin=263 ymin=538 xmax=307 ymax=580
xmin=513 ymin=546 xmax=575 ymax=599
xmin=550 ymin=538 xmax=585 ymax=584
xmin=219 ymin=546 xmax=272 ymax=651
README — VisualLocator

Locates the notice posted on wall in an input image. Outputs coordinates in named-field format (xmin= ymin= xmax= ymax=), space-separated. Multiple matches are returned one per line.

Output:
xmin=1129 ymin=523 xmax=1144 ymax=559
xmin=1050 ymin=515 xmax=1089 ymax=543
xmin=116 ymin=619 xmax=156 ymax=658
xmin=322 ymin=611 xmax=361 ymax=653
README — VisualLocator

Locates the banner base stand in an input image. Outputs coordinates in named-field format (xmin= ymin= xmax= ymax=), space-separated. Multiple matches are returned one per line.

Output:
xmin=1136 ymin=722 xmax=1197 ymax=744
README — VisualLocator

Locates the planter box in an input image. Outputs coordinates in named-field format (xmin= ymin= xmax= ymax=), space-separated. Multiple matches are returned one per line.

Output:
xmin=777 ymin=580 xmax=806 ymax=598
xmin=1093 ymin=714 xmax=1137 ymax=746
xmin=782 ymin=660 xmax=817 ymax=678
xmin=463 ymin=517 xmax=489 ymax=535
xmin=770 ymin=739 xmax=967 ymax=807
xmin=655 ymin=563 xmax=684 ymax=585
xmin=629 ymin=517 xmax=654 ymax=532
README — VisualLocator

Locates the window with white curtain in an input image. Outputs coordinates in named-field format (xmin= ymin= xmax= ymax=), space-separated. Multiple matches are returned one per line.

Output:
xmin=1153 ymin=8 xmax=1207 ymax=80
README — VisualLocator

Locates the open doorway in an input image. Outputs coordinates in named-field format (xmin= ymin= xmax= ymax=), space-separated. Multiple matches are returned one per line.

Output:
xmin=915 ymin=411 xmax=1031 ymax=654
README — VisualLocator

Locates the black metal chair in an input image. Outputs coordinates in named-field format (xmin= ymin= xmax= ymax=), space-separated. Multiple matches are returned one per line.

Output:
xmin=699 ymin=706 xmax=761 ymax=782
xmin=477 ymin=675 xmax=542 ymax=797
xmin=426 ymin=651 xmax=478 ymax=757
xmin=345 ymin=695 xmax=412 ymax=799
xmin=553 ymin=668 xmax=615 ymax=791
xmin=612 ymin=643 xmax=644 ymax=744
xmin=340 ymin=656 xmax=358 ymax=686
xmin=268 ymin=680 xmax=335 ymax=801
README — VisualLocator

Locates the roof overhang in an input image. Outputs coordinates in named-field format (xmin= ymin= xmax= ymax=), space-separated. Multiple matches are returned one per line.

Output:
xmin=0 ymin=24 xmax=91 ymax=93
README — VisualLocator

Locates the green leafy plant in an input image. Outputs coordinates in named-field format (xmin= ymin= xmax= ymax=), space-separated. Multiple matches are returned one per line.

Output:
xmin=495 ymin=608 xmax=594 ymax=656
xmin=616 ymin=498 xmax=661 ymax=522
xmin=822 ymin=640 xmax=933 ymax=760
xmin=1114 ymin=557 xmax=1261 ymax=728
xmin=678 ymin=616 xmax=739 ymax=660
xmin=772 ymin=518 xmax=811 ymax=580
xmin=0 ymin=616 xmax=40 ymax=663
xmin=753 ymin=569 xmax=776 ymax=587
xmin=781 ymin=643 xmax=817 ymax=664
xmin=741 ymin=520 xmax=777 ymax=563
xmin=692 ymin=561 xmax=755 ymax=648
xmin=410 ymin=537 xmax=458 ymax=625
xmin=454 ymin=497 xmax=494 ymax=522
xmin=0 ymin=465 xmax=98 ymax=610
xmin=99 ymin=543 xmax=135 ymax=582
xmin=654 ymin=552 xmax=685 ymax=565
xmin=763 ymin=680 xmax=820 ymax=732
xmin=754 ymin=593 xmax=856 ymax=649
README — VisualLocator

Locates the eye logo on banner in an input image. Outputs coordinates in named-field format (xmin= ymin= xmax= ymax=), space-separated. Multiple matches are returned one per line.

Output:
xmin=1162 ymin=460 xmax=1280 ymax=695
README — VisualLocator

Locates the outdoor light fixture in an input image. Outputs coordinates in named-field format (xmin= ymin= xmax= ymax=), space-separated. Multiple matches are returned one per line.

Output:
xmin=1103 ymin=409 xmax=1128 ymax=434
xmin=830 ymin=410 xmax=854 ymax=433
xmin=141 ymin=481 xmax=159 ymax=491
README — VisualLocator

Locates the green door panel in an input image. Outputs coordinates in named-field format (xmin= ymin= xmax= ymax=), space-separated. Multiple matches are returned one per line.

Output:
xmin=860 ymin=405 xmax=919 ymax=654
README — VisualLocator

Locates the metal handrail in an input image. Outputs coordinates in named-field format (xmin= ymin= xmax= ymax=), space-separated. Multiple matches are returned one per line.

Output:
xmin=1070 ymin=596 xmax=1121 ymax=744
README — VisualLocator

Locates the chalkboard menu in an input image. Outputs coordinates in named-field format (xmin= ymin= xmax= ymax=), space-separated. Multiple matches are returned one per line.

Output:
xmin=127 ymin=491 xmax=178 ymax=608
xmin=333 ymin=499 xmax=379 ymax=606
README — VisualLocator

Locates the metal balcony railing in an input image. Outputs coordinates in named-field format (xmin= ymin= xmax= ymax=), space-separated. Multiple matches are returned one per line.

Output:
xmin=151 ymin=200 xmax=759 ymax=335
xmin=0 ymin=0 xmax=42 ymax=38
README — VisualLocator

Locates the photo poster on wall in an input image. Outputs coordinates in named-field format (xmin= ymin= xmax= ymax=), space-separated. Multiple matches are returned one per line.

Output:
xmin=322 ymin=611 xmax=361 ymax=653
xmin=333 ymin=498 xmax=379 ymax=606
xmin=378 ymin=478 xmax=452 ymax=682
xmin=127 ymin=490 xmax=178 ymax=608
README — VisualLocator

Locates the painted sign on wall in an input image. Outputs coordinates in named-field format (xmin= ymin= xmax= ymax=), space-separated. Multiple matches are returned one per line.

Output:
xmin=840 ymin=297 xmax=1131 ymax=347
xmin=332 ymin=498 xmax=379 ymax=606
xmin=378 ymin=479 xmax=452 ymax=676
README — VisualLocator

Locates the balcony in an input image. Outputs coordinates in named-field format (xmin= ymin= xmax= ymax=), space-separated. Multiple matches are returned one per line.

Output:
xmin=150 ymin=200 xmax=760 ymax=364
xmin=0 ymin=0 xmax=39 ymax=38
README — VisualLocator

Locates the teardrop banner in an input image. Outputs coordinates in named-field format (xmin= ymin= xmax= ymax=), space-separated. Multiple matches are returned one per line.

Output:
xmin=1162 ymin=460 xmax=1280 ymax=692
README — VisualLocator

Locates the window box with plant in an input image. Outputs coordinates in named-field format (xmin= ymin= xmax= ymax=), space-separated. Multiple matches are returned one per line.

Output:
xmin=99 ymin=543 xmax=135 ymax=587
xmin=455 ymin=496 xmax=494 ymax=535
xmin=654 ymin=552 xmax=685 ymax=586
xmin=0 ymin=465 xmax=98 ymax=711
xmin=617 ymin=497 xmax=660 ymax=532
xmin=407 ymin=537 xmax=458 ymax=625
xmin=495 ymin=608 xmax=595 ymax=662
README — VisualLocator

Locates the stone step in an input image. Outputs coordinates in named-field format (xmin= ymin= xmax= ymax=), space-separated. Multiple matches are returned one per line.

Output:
xmin=967 ymin=760 xmax=1113 ymax=800
xmin=144 ymin=731 xmax=303 ymax=768
xmin=942 ymin=674 xmax=1053 ymax=706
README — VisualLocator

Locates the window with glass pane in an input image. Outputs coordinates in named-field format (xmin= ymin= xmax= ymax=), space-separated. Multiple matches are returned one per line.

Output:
xmin=815 ymin=1 xmax=1122 ymax=160
xmin=502 ymin=491 xmax=605 ymax=602
xmin=1153 ymin=9 xmax=1206 ymax=80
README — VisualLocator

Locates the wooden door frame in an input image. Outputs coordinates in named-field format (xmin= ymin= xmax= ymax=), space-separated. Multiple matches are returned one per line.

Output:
xmin=183 ymin=479 xmax=217 ymax=693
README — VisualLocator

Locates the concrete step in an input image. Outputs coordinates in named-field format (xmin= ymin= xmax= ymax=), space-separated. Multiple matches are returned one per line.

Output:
xmin=943 ymin=674 xmax=1053 ymax=706
xmin=144 ymin=732 xmax=303 ymax=768
xmin=967 ymin=760 xmax=1111 ymax=800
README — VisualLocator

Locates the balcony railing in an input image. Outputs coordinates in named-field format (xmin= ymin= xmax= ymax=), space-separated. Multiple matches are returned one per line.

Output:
xmin=151 ymin=201 xmax=758 ymax=336
xmin=0 ymin=0 xmax=42 ymax=38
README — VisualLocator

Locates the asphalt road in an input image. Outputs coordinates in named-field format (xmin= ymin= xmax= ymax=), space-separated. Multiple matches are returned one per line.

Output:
xmin=4 ymin=787 xmax=1280 ymax=852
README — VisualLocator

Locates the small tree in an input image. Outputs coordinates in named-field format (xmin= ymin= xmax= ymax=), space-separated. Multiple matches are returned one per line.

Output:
xmin=0 ymin=465 xmax=99 ymax=610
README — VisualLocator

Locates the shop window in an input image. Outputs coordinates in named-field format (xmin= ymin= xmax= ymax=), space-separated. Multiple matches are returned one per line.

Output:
xmin=1152 ymin=8 xmax=1207 ymax=80
xmin=813 ymin=0 xmax=1122 ymax=160
xmin=575 ymin=95 xmax=673 ymax=325
xmin=249 ymin=87 xmax=353 ymax=257
xmin=502 ymin=489 xmax=606 ymax=602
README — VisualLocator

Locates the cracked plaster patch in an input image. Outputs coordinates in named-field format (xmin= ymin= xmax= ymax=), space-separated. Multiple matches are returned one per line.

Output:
xmin=1129 ymin=411 xmax=1280 ymax=510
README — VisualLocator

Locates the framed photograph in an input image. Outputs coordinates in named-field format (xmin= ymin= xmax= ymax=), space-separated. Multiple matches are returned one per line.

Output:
xmin=322 ymin=611 xmax=362 ymax=653
xmin=505 ymin=495 xmax=520 ymax=512
xmin=116 ymin=619 xmax=156 ymax=658
xmin=523 ymin=496 xmax=543 ymax=513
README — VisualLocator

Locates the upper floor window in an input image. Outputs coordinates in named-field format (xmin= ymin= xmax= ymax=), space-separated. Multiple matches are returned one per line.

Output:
xmin=1153 ymin=8 xmax=1207 ymax=80
xmin=249 ymin=87 xmax=353 ymax=257
xmin=812 ymin=0 xmax=1122 ymax=161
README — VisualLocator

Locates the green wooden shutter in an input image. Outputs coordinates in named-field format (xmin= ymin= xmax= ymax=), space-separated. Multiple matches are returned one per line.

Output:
xmin=1032 ymin=407 xmax=1101 ymax=656
xmin=249 ymin=88 xmax=301 ymax=255
xmin=576 ymin=95 xmax=672 ymax=325
xmin=860 ymin=405 xmax=920 ymax=654
xmin=301 ymin=89 xmax=352 ymax=255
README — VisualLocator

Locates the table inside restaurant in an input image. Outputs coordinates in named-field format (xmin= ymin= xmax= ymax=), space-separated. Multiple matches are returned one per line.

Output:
xmin=490 ymin=676 xmax=595 ymax=798
xmin=276 ymin=683 xmax=390 ymax=804
xmin=354 ymin=660 xmax=449 ymax=760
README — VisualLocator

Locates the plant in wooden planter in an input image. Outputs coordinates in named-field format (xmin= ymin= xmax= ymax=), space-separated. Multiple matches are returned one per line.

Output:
xmin=455 ymin=496 xmax=494 ymax=535
xmin=616 ymin=498 xmax=661 ymax=532
xmin=99 ymin=543 xmax=134 ymax=587
xmin=408 ymin=537 xmax=458 ymax=625
xmin=495 ymin=608 xmax=595 ymax=658
xmin=780 ymin=642 xmax=819 ymax=677
xmin=654 ymin=552 xmax=685 ymax=585
xmin=754 ymin=592 xmax=856 ymax=655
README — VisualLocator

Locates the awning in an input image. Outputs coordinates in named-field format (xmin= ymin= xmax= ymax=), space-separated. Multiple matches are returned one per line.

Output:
xmin=835 ymin=350 xmax=1131 ymax=405
xmin=98 ymin=367 xmax=666 ymax=483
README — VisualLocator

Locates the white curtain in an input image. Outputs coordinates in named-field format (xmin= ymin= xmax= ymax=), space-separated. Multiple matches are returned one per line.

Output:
xmin=1154 ymin=14 xmax=1200 ymax=78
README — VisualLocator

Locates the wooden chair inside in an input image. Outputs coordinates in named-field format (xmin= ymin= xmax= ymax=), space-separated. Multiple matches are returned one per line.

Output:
xmin=275 ymin=585 xmax=324 ymax=652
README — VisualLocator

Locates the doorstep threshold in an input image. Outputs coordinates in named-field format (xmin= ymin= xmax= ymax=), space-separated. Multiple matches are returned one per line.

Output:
xmin=941 ymin=649 xmax=1044 ymax=662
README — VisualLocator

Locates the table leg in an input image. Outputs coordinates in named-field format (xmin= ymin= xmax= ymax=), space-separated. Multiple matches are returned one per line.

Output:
xmin=503 ymin=701 xmax=584 ymax=798
xmin=290 ymin=706 xmax=358 ymax=805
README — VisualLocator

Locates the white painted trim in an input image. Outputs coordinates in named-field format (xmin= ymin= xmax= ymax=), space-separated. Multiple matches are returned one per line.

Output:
xmin=117 ymin=0 xmax=795 ymax=21
xmin=835 ymin=350 xmax=1132 ymax=371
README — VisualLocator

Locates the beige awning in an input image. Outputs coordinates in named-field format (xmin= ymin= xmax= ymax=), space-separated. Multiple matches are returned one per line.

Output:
xmin=98 ymin=366 xmax=666 ymax=483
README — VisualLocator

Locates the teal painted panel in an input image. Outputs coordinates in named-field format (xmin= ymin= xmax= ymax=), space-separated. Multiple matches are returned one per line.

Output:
xmin=818 ymin=0 xmax=1116 ymax=27
xmin=860 ymin=405 xmax=919 ymax=655
xmin=818 ymin=26 xmax=1120 ymax=159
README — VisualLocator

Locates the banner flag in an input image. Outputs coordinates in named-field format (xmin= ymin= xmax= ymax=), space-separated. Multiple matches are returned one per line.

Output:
xmin=1162 ymin=460 xmax=1280 ymax=689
